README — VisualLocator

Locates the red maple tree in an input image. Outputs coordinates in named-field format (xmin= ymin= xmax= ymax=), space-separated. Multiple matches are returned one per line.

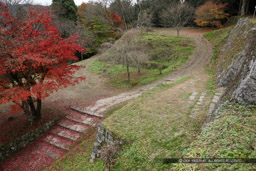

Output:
xmin=0 ymin=3 xmax=85 ymax=122
xmin=111 ymin=12 xmax=122 ymax=26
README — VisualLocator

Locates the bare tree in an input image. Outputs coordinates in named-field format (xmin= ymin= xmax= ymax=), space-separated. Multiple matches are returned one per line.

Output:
xmin=137 ymin=10 xmax=152 ymax=32
xmin=2 ymin=0 xmax=32 ymax=5
xmin=100 ymin=29 xmax=148 ymax=83
xmin=240 ymin=0 xmax=248 ymax=16
xmin=109 ymin=0 xmax=137 ymax=30
xmin=2 ymin=0 xmax=33 ymax=17
xmin=160 ymin=2 xmax=194 ymax=37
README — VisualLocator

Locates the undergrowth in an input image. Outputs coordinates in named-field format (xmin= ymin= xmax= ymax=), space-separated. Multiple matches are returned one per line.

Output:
xmin=173 ymin=102 xmax=256 ymax=170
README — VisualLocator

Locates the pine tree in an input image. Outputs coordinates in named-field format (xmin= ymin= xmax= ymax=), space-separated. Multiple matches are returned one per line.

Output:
xmin=52 ymin=0 xmax=77 ymax=21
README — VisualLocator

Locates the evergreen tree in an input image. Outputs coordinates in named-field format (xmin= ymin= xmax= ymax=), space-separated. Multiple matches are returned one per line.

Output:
xmin=52 ymin=0 xmax=77 ymax=21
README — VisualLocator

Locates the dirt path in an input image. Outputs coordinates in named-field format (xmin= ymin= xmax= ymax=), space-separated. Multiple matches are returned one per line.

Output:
xmin=41 ymin=27 xmax=212 ymax=115
xmin=1 ymin=28 xmax=213 ymax=171
xmin=43 ymin=53 xmax=123 ymax=110
xmin=83 ymin=28 xmax=213 ymax=114
xmin=90 ymin=28 xmax=215 ymax=169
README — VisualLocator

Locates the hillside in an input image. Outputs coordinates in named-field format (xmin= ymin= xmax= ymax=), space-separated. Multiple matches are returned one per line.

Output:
xmin=4 ymin=21 xmax=255 ymax=171
xmin=46 ymin=28 xmax=214 ymax=170
xmin=48 ymin=20 xmax=256 ymax=170
xmin=1 ymin=0 xmax=256 ymax=170
xmin=99 ymin=19 xmax=256 ymax=170
xmin=174 ymin=18 xmax=256 ymax=170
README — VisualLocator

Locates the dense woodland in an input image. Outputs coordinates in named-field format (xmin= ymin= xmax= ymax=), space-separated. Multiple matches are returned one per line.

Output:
xmin=3 ymin=0 xmax=256 ymax=58
xmin=54 ymin=0 xmax=256 ymax=57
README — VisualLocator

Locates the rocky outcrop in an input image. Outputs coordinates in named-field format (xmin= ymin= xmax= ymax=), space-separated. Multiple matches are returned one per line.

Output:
xmin=234 ymin=59 xmax=256 ymax=104
xmin=217 ymin=18 xmax=256 ymax=104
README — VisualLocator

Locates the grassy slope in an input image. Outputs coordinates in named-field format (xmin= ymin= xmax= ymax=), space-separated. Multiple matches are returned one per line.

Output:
xmin=47 ymin=26 xmax=256 ymax=171
xmin=90 ymin=32 xmax=195 ymax=88
xmin=46 ymin=76 xmax=196 ymax=171
xmin=173 ymin=103 xmax=256 ymax=170
xmin=103 ymin=76 xmax=199 ymax=170
xmin=173 ymin=26 xmax=256 ymax=170
xmin=46 ymin=33 xmax=196 ymax=171
xmin=204 ymin=26 xmax=232 ymax=61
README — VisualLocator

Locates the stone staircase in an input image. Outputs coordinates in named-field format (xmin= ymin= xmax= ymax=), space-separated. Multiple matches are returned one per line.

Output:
xmin=188 ymin=87 xmax=226 ymax=122
xmin=206 ymin=87 xmax=226 ymax=123
xmin=1 ymin=109 xmax=102 ymax=171
xmin=188 ymin=91 xmax=208 ymax=121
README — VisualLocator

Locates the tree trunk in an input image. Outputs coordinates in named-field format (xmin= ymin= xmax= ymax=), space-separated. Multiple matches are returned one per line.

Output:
xmin=245 ymin=0 xmax=249 ymax=16
xmin=22 ymin=101 xmax=30 ymax=117
xmin=137 ymin=63 xmax=141 ymax=75
xmin=26 ymin=97 xmax=41 ymax=122
xmin=36 ymin=99 xmax=42 ymax=120
xmin=126 ymin=62 xmax=130 ymax=83
xmin=241 ymin=0 xmax=247 ymax=16
xmin=238 ymin=0 xmax=243 ymax=15
xmin=176 ymin=28 xmax=180 ymax=37
xmin=81 ymin=52 xmax=83 ymax=61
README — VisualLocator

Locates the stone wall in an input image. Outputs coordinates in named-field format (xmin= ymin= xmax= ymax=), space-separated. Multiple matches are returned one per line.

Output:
xmin=90 ymin=122 xmax=124 ymax=163
xmin=217 ymin=18 xmax=256 ymax=104
xmin=0 ymin=120 xmax=55 ymax=163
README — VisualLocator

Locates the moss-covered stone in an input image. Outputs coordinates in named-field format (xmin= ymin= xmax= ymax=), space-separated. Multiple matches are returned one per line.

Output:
xmin=217 ymin=18 xmax=256 ymax=104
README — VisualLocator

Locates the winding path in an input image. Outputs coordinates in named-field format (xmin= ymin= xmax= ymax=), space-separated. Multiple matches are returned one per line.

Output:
xmin=1 ymin=28 xmax=213 ymax=171
xmin=82 ymin=28 xmax=213 ymax=114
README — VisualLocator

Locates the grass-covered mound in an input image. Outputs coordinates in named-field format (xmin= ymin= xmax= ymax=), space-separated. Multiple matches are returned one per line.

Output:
xmin=90 ymin=31 xmax=195 ymax=88
xmin=204 ymin=26 xmax=232 ymax=61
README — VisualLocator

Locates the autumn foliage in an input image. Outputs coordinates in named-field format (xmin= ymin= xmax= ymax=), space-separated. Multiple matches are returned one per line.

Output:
xmin=0 ymin=3 xmax=85 ymax=122
xmin=110 ymin=12 xmax=122 ymax=26
xmin=77 ymin=2 xmax=87 ymax=18
xmin=194 ymin=1 xmax=229 ymax=28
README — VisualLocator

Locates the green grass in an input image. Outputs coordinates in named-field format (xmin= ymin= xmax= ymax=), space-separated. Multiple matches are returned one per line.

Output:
xmin=204 ymin=27 xmax=232 ymax=61
xmin=205 ymin=64 xmax=216 ymax=91
xmin=90 ymin=32 xmax=195 ymax=89
xmin=99 ymin=76 xmax=208 ymax=170
xmin=203 ymin=26 xmax=234 ymax=92
xmin=173 ymin=102 xmax=256 ymax=170
xmin=45 ymin=76 xmax=191 ymax=171
xmin=180 ymin=24 xmax=256 ymax=171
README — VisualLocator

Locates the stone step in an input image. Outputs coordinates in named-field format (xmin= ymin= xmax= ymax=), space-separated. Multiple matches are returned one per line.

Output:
xmin=43 ymin=134 xmax=74 ymax=151
xmin=70 ymin=107 xmax=103 ymax=118
xmin=189 ymin=92 xmax=199 ymax=101
xmin=212 ymin=95 xmax=220 ymax=103
xmin=66 ymin=112 xmax=96 ymax=127
xmin=50 ymin=126 xmax=83 ymax=141
xmin=36 ymin=141 xmax=66 ymax=159
xmin=58 ymin=118 xmax=88 ymax=133
xmin=196 ymin=91 xmax=207 ymax=105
